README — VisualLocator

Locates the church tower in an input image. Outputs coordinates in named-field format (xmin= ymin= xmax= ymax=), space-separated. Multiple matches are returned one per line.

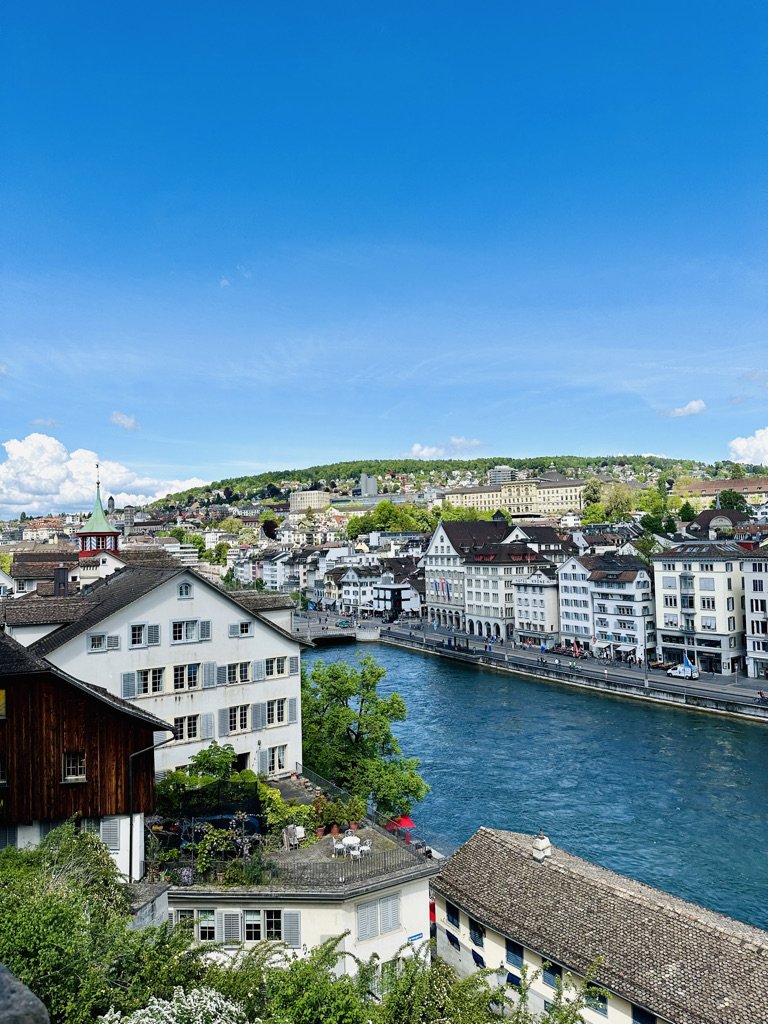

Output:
xmin=75 ymin=466 xmax=120 ymax=559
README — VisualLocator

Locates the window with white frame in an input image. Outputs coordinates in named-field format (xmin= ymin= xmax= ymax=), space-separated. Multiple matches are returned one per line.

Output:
xmin=229 ymin=705 xmax=249 ymax=732
xmin=130 ymin=624 xmax=146 ymax=648
xmin=265 ymin=657 xmax=287 ymax=677
xmin=266 ymin=698 xmax=286 ymax=726
xmin=244 ymin=910 xmax=261 ymax=940
xmin=197 ymin=910 xmax=215 ymax=941
xmin=137 ymin=667 xmax=164 ymax=694
xmin=177 ymin=582 xmax=192 ymax=599
xmin=268 ymin=744 xmax=286 ymax=773
xmin=173 ymin=664 xmax=199 ymax=690
xmin=88 ymin=633 xmax=106 ymax=652
xmin=227 ymin=662 xmax=250 ymax=684
xmin=171 ymin=619 xmax=211 ymax=643
xmin=174 ymin=716 xmax=199 ymax=741
xmin=62 ymin=751 xmax=86 ymax=781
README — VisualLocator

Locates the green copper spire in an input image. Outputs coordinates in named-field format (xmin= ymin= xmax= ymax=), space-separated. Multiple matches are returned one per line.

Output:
xmin=76 ymin=468 xmax=117 ymax=535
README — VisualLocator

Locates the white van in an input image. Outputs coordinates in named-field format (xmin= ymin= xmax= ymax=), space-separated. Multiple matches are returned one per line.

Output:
xmin=667 ymin=664 xmax=699 ymax=680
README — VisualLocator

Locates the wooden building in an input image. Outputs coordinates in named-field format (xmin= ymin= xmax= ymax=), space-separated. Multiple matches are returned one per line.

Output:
xmin=0 ymin=631 xmax=171 ymax=877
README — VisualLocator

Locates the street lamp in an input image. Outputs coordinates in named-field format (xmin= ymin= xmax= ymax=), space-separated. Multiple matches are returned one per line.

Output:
xmin=495 ymin=963 xmax=508 ymax=1018
xmin=128 ymin=731 xmax=176 ymax=883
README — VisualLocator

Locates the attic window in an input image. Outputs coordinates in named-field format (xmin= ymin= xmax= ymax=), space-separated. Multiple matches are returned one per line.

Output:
xmin=178 ymin=582 xmax=192 ymax=599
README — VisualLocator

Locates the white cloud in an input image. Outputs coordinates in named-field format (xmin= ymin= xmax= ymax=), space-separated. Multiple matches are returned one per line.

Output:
xmin=666 ymin=399 xmax=706 ymax=418
xmin=111 ymin=411 xmax=139 ymax=430
xmin=31 ymin=417 xmax=61 ymax=428
xmin=0 ymin=433 xmax=205 ymax=516
xmin=410 ymin=442 xmax=446 ymax=458
xmin=449 ymin=436 xmax=483 ymax=451
xmin=219 ymin=276 xmax=231 ymax=288
xmin=410 ymin=437 xmax=484 ymax=459
xmin=729 ymin=426 xmax=768 ymax=466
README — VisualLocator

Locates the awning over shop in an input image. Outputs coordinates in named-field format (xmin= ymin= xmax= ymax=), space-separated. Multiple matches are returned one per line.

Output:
xmin=618 ymin=644 xmax=635 ymax=652
xmin=594 ymin=641 xmax=610 ymax=649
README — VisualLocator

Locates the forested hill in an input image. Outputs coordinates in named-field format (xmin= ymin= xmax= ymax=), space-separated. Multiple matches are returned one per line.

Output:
xmin=158 ymin=454 xmax=759 ymax=505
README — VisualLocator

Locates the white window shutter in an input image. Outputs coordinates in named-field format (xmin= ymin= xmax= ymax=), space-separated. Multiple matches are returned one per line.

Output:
xmin=289 ymin=655 xmax=299 ymax=675
xmin=357 ymin=900 xmax=379 ymax=940
xmin=199 ymin=620 xmax=212 ymax=640
xmin=258 ymin=748 xmax=270 ymax=774
xmin=202 ymin=662 xmax=217 ymax=688
xmin=147 ymin=624 xmax=161 ymax=646
xmin=288 ymin=697 xmax=298 ymax=724
xmin=100 ymin=817 xmax=120 ymax=851
xmin=223 ymin=912 xmax=242 ymax=943
xmin=216 ymin=665 xmax=228 ymax=685
xmin=283 ymin=911 xmax=301 ymax=948
xmin=215 ymin=911 xmax=225 ymax=943
xmin=201 ymin=713 xmax=215 ymax=740
xmin=251 ymin=702 xmax=266 ymax=730
xmin=252 ymin=659 xmax=266 ymax=681
xmin=228 ymin=623 xmax=239 ymax=638
xmin=218 ymin=709 xmax=230 ymax=736
xmin=121 ymin=672 xmax=136 ymax=699
xmin=107 ymin=634 xmax=120 ymax=650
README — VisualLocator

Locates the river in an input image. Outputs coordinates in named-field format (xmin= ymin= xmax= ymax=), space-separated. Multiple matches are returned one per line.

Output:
xmin=303 ymin=643 xmax=768 ymax=930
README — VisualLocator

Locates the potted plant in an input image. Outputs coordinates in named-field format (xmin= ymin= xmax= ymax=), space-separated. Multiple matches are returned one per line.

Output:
xmin=346 ymin=795 xmax=367 ymax=831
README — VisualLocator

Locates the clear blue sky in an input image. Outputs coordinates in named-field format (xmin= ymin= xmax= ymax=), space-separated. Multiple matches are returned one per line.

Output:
xmin=1 ymin=2 xmax=766 ymax=512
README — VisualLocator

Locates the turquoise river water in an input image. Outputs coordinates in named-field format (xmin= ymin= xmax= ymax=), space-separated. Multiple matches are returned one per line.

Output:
xmin=303 ymin=643 xmax=768 ymax=930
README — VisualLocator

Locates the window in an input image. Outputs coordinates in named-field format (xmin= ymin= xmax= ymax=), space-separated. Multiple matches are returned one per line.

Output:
xmin=265 ymin=909 xmax=282 ymax=940
xmin=198 ymin=910 xmax=215 ymax=941
xmin=174 ymin=716 xmax=199 ymax=741
xmin=227 ymin=662 xmax=250 ymax=684
xmin=699 ymin=578 xmax=715 ymax=591
xmin=268 ymin=745 xmax=286 ymax=773
xmin=754 ymin=580 xmax=764 ymax=593
xmin=699 ymin=562 xmax=713 ymax=572
xmin=245 ymin=910 xmax=261 ymax=940
xmin=178 ymin=582 xmax=192 ymax=599
xmin=88 ymin=633 xmax=106 ymax=652
xmin=265 ymin=657 xmax=287 ymax=677
xmin=137 ymin=667 xmax=164 ymax=694
xmin=505 ymin=939 xmax=524 ymax=968
xmin=700 ymin=597 xmax=715 ymax=610
xmin=130 ymin=624 xmax=146 ymax=648
xmin=632 ymin=1008 xmax=657 ymax=1024
xmin=267 ymin=698 xmax=286 ymax=726
xmin=358 ymin=899 xmax=379 ymax=940
xmin=62 ymin=751 xmax=86 ymax=781
xmin=446 ymin=901 xmax=460 ymax=928
xmin=173 ymin=664 xmax=199 ymax=690
xmin=468 ymin=917 xmax=484 ymax=947
xmin=542 ymin=963 xmax=562 ymax=988
xmin=176 ymin=909 xmax=194 ymax=929
xmin=229 ymin=705 xmax=249 ymax=732
xmin=471 ymin=949 xmax=485 ymax=968
xmin=586 ymin=989 xmax=608 ymax=1016
xmin=446 ymin=931 xmax=460 ymax=950
xmin=171 ymin=619 xmax=211 ymax=643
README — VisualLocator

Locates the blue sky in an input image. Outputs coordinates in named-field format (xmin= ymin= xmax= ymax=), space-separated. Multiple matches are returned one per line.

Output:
xmin=1 ymin=3 xmax=767 ymax=513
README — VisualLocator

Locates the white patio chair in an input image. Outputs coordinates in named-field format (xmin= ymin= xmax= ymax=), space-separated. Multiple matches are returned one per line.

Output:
xmin=348 ymin=845 xmax=362 ymax=860
xmin=359 ymin=839 xmax=372 ymax=855
xmin=332 ymin=837 xmax=346 ymax=857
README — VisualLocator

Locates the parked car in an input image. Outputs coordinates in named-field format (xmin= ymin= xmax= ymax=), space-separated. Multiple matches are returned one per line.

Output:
xmin=335 ymin=619 xmax=353 ymax=628
xmin=667 ymin=664 xmax=700 ymax=680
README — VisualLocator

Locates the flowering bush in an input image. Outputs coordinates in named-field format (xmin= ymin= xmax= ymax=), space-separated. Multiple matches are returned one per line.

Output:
xmin=99 ymin=986 xmax=251 ymax=1024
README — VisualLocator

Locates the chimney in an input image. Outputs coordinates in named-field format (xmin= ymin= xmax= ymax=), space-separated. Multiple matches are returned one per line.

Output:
xmin=53 ymin=566 xmax=68 ymax=598
xmin=532 ymin=831 xmax=552 ymax=863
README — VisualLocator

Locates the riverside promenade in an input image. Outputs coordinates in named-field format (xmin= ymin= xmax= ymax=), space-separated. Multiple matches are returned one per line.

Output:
xmin=377 ymin=622 xmax=768 ymax=724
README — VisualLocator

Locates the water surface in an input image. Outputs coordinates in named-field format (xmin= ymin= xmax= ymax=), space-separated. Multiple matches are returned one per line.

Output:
xmin=304 ymin=644 xmax=768 ymax=930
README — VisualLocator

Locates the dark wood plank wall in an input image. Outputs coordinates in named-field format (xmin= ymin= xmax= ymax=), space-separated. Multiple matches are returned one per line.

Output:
xmin=0 ymin=670 xmax=159 ymax=825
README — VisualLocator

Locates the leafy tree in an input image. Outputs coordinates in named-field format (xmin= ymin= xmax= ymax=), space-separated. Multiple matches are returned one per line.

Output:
xmin=301 ymin=656 xmax=429 ymax=816
xmin=580 ymin=502 xmax=606 ymax=525
xmin=678 ymin=500 xmax=695 ymax=522
xmin=581 ymin=478 xmax=602 ymax=506
xmin=713 ymin=489 xmax=749 ymax=513
xmin=728 ymin=462 xmax=746 ymax=479
xmin=218 ymin=517 xmax=243 ymax=534
xmin=188 ymin=741 xmax=238 ymax=779
xmin=603 ymin=484 xmax=634 ymax=522
xmin=213 ymin=541 xmax=230 ymax=565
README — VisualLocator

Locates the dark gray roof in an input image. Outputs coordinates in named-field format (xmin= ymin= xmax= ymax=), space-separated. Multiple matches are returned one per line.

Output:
xmin=30 ymin=566 xmax=184 ymax=656
xmin=0 ymin=631 xmax=171 ymax=731
xmin=229 ymin=592 xmax=296 ymax=613
xmin=652 ymin=540 xmax=747 ymax=561
xmin=1 ymin=596 xmax=98 ymax=627
xmin=441 ymin=520 xmax=511 ymax=552
xmin=434 ymin=828 xmax=768 ymax=1024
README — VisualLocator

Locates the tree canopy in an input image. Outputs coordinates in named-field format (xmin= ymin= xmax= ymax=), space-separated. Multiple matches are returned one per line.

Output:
xmin=301 ymin=655 xmax=428 ymax=817
xmin=713 ymin=490 xmax=750 ymax=513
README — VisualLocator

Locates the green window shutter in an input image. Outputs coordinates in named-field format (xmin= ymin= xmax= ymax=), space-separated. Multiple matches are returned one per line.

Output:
xmin=202 ymin=662 xmax=217 ymax=688
xmin=288 ymin=697 xmax=298 ymax=723
xmin=121 ymin=672 xmax=136 ymax=699
xmin=283 ymin=911 xmax=301 ymax=948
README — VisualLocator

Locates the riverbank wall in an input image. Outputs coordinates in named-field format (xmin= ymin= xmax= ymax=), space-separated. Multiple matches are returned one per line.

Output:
xmin=378 ymin=634 xmax=768 ymax=725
